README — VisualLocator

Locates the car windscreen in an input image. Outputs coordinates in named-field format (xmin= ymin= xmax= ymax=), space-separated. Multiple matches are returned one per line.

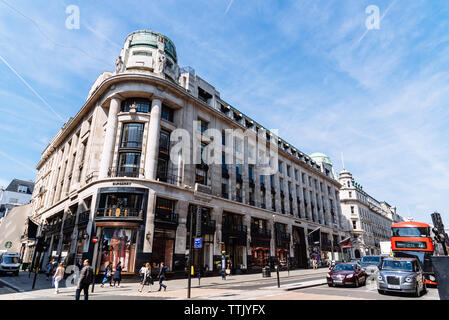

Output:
xmin=2 ymin=256 xmax=19 ymax=264
xmin=361 ymin=256 xmax=380 ymax=264
xmin=381 ymin=260 xmax=413 ymax=272
xmin=333 ymin=264 xmax=355 ymax=271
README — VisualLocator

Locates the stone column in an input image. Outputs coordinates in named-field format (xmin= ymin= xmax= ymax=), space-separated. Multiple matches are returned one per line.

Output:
xmin=244 ymin=214 xmax=251 ymax=270
xmin=143 ymin=191 xmax=157 ymax=253
xmin=98 ymin=97 xmax=120 ymax=179
xmin=145 ymin=97 xmax=162 ymax=180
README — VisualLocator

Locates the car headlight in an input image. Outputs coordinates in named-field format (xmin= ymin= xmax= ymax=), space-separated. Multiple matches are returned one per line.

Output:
xmin=429 ymin=275 xmax=436 ymax=281
xmin=405 ymin=277 xmax=414 ymax=283
xmin=346 ymin=274 xmax=353 ymax=278
xmin=378 ymin=276 xmax=383 ymax=280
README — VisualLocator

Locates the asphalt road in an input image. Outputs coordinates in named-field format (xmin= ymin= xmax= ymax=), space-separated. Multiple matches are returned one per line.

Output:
xmin=0 ymin=281 xmax=16 ymax=295
xmin=294 ymin=282 xmax=440 ymax=300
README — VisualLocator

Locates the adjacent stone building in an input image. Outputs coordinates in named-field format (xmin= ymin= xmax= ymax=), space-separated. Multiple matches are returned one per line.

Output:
xmin=339 ymin=169 xmax=404 ymax=257
xmin=29 ymin=30 xmax=349 ymax=276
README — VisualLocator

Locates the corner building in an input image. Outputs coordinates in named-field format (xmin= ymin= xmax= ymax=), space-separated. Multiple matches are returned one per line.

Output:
xmin=30 ymin=30 xmax=348 ymax=276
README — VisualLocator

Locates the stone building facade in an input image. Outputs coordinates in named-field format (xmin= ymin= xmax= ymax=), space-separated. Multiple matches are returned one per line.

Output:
xmin=339 ymin=169 xmax=404 ymax=257
xmin=29 ymin=30 xmax=348 ymax=276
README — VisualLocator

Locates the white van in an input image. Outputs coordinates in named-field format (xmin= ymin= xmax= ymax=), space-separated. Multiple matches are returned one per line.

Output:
xmin=0 ymin=252 xmax=21 ymax=276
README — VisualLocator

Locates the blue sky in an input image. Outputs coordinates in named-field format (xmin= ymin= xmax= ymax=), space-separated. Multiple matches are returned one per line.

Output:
xmin=0 ymin=0 xmax=448 ymax=226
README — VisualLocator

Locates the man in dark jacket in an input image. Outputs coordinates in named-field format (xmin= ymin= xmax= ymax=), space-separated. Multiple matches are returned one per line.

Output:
xmin=157 ymin=261 xmax=168 ymax=291
xmin=76 ymin=259 xmax=93 ymax=300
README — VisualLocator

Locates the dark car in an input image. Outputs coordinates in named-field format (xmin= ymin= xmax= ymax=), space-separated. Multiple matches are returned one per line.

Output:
xmin=327 ymin=263 xmax=367 ymax=287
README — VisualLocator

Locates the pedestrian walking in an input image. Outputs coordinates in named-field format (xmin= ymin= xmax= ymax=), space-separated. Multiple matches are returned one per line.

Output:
xmin=157 ymin=261 xmax=168 ymax=291
xmin=138 ymin=262 xmax=153 ymax=293
xmin=100 ymin=262 xmax=113 ymax=288
xmin=75 ymin=259 xmax=93 ymax=301
xmin=53 ymin=263 xmax=65 ymax=294
xmin=45 ymin=261 xmax=54 ymax=280
xmin=113 ymin=261 xmax=122 ymax=287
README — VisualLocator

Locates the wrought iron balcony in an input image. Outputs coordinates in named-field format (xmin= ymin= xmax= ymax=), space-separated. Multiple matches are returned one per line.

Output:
xmin=201 ymin=219 xmax=216 ymax=234
xmin=251 ymin=228 xmax=271 ymax=239
xmin=276 ymin=231 xmax=290 ymax=242
xmin=157 ymin=171 xmax=180 ymax=185
xmin=108 ymin=167 xmax=145 ymax=178
xmin=222 ymin=223 xmax=247 ymax=237
xmin=96 ymin=207 xmax=143 ymax=220
xmin=63 ymin=216 xmax=76 ymax=230
xmin=78 ymin=210 xmax=90 ymax=225
xmin=155 ymin=212 xmax=179 ymax=229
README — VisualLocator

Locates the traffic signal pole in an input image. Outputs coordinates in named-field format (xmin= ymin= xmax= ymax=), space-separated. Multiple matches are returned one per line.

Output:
xmin=187 ymin=206 xmax=193 ymax=298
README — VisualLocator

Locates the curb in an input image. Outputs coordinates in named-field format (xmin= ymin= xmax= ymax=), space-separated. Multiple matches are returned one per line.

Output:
xmin=0 ymin=278 xmax=24 ymax=293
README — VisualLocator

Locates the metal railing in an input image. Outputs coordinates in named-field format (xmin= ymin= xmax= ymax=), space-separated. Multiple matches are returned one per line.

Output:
xmin=157 ymin=171 xmax=180 ymax=185
xmin=222 ymin=223 xmax=247 ymax=236
xmin=251 ymin=228 xmax=271 ymax=239
xmin=155 ymin=212 xmax=179 ymax=224
xmin=108 ymin=167 xmax=145 ymax=178
xmin=78 ymin=210 xmax=90 ymax=225
xmin=96 ymin=207 xmax=143 ymax=219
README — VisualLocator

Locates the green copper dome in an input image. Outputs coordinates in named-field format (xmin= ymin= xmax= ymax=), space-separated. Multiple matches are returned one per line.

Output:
xmin=310 ymin=152 xmax=332 ymax=165
xmin=127 ymin=30 xmax=177 ymax=62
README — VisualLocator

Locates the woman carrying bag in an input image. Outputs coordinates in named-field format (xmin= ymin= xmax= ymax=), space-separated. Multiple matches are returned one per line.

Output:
xmin=100 ymin=262 xmax=113 ymax=288
xmin=138 ymin=262 xmax=153 ymax=293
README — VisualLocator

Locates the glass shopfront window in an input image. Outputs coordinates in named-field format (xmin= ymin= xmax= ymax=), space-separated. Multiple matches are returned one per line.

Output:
xmin=152 ymin=229 xmax=175 ymax=272
xmin=100 ymin=227 xmax=137 ymax=273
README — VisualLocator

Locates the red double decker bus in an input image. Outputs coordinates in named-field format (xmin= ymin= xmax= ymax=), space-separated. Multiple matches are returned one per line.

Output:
xmin=390 ymin=221 xmax=437 ymax=285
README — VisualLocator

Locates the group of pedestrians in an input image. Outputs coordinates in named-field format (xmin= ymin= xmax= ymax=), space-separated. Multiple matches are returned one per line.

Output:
xmin=138 ymin=261 xmax=168 ymax=293
xmin=41 ymin=258 xmax=169 ymax=300
xmin=100 ymin=261 xmax=122 ymax=288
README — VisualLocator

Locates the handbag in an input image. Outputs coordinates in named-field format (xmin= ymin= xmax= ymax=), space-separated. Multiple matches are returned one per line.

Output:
xmin=225 ymin=268 xmax=231 ymax=275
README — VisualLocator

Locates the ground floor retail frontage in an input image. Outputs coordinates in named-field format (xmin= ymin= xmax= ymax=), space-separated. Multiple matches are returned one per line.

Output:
xmin=34 ymin=182 xmax=350 ymax=277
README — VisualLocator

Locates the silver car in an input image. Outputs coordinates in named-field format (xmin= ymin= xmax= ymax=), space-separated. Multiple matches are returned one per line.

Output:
xmin=377 ymin=257 xmax=427 ymax=297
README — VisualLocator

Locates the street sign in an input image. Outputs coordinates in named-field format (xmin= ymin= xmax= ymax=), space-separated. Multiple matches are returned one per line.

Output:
xmin=5 ymin=241 xmax=12 ymax=249
xmin=194 ymin=237 xmax=202 ymax=249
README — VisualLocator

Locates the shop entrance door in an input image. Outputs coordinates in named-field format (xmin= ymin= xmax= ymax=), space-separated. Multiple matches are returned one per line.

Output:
xmin=152 ymin=230 xmax=175 ymax=271
xmin=293 ymin=227 xmax=307 ymax=268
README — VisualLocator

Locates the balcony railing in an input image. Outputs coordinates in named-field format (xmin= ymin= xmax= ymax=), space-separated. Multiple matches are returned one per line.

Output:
xmin=63 ymin=216 xmax=76 ymax=230
xmin=96 ymin=207 xmax=143 ymax=219
xmin=222 ymin=224 xmax=247 ymax=237
xmin=276 ymin=231 xmax=291 ymax=242
xmin=251 ymin=228 xmax=271 ymax=239
xmin=201 ymin=219 xmax=216 ymax=234
xmin=108 ymin=167 xmax=145 ymax=178
xmin=78 ymin=210 xmax=90 ymax=225
xmin=157 ymin=171 xmax=180 ymax=185
xmin=155 ymin=212 xmax=179 ymax=224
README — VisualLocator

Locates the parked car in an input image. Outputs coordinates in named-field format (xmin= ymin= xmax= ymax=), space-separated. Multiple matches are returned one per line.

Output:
xmin=377 ymin=257 xmax=427 ymax=297
xmin=327 ymin=263 xmax=367 ymax=287
xmin=360 ymin=255 xmax=386 ymax=275
xmin=0 ymin=252 xmax=21 ymax=276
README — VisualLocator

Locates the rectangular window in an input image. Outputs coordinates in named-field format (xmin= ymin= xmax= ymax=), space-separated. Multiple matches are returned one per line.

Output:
xmin=121 ymin=123 xmax=144 ymax=148
xmin=161 ymin=104 xmax=174 ymax=122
